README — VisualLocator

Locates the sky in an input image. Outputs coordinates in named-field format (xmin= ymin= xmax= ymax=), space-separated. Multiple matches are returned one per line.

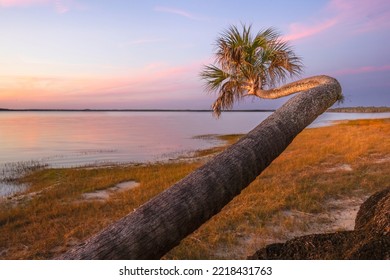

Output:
xmin=0 ymin=0 xmax=389 ymax=110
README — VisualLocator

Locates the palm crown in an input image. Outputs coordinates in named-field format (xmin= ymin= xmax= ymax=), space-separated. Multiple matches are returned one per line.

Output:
xmin=200 ymin=24 xmax=303 ymax=116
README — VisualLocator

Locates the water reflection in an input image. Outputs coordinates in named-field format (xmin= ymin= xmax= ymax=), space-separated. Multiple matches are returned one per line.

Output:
xmin=1 ymin=111 xmax=389 ymax=168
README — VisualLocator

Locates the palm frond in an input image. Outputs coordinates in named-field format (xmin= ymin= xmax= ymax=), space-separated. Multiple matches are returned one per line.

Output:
xmin=200 ymin=24 xmax=304 ymax=116
xmin=200 ymin=65 xmax=230 ymax=93
xmin=211 ymin=82 xmax=238 ymax=118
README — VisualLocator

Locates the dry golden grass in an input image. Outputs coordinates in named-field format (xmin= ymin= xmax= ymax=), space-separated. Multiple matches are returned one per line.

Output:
xmin=0 ymin=162 xmax=201 ymax=259
xmin=167 ymin=119 xmax=390 ymax=259
xmin=0 ymin=118 xmax=389 ymax=259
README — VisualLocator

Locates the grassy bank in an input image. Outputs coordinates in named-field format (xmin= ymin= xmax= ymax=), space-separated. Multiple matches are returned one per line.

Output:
xmin=328 ymin=106 xmax=390 ymax=113
xmin=0 ymin=119 xmax=389 ymax=259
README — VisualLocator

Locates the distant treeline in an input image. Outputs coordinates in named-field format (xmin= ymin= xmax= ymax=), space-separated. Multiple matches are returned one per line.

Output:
xmin=0 ymin=108 xmax=274 ymax=112
xmin=2 ymin=107 xmax=389 ymax=113
xmin=328 ymin=106 xmax=390 ymax=113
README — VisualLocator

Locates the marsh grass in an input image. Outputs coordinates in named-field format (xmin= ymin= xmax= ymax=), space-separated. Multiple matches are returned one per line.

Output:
xmin=0 ymin=119 xmax=389 ymax=259
xmin=184 ymin=134 xmax=243 ymax=159
xmin=0 ymin=160 xmax=48 ymax=183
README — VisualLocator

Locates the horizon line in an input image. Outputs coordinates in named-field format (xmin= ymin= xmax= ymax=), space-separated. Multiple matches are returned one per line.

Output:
xmin=0 ymin=108 xmax=276 ymax=112
xmin=1 ymin=106 xmax=388 ymax=113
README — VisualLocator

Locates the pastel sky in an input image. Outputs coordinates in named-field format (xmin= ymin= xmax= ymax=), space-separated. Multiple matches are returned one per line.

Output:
xmin=0 ymin=0 xmax=389 ymax=109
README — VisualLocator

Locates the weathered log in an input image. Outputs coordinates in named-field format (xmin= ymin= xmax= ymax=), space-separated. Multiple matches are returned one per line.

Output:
xmin=59 ymin=76 xmax=342 ymax=259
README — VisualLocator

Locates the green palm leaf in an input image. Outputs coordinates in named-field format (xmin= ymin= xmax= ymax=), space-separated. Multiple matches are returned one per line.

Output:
xmin=200 ymin=24 xmax=303 ymax=117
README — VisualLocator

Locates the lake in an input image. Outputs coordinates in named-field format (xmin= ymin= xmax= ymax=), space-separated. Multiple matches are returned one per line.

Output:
xmin=1 ymin=111 xmax=390 ymax=168
xmin=1 ymin=110 xmax=389 ymax=197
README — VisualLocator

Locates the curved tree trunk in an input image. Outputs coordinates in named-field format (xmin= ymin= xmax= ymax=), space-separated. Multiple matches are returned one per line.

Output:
xmin=59 ymin=76 xmax=342 ymax=260
xmin=251 ymin=75 xmax=340 ymax=99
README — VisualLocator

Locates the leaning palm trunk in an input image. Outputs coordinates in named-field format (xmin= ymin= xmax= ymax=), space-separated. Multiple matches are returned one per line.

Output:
xmin=59 ymin=76 xmax=342 ymax=260
xmin=249 ymin=75 xmax=340 ymax=99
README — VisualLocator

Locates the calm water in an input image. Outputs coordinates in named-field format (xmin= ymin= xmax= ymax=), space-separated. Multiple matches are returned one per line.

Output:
xmin=1 ymin=111 xmax=390 ymax=196
xmin=0 ymin=111 xmax=270 ymax=167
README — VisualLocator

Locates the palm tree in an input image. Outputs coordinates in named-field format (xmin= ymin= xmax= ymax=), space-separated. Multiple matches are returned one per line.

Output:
xmin=201 ymin=24 xmax=315 ymax=116
xmin=59 ymin=26 xmax=342 ymax=260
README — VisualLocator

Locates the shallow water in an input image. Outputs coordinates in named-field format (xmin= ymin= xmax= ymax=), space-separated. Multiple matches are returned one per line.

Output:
xmin=1 ymin=111 xmax=389 ymax=197
xmin=0 ymin=182 xmax=28 ymax=197
xmin=1 ymin=111 xmax=389 ymax=168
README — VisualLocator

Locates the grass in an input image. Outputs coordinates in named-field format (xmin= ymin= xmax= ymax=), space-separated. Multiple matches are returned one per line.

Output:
xmin=186 ymin=134 xmax=243 ymax=158
xmin=0 ymin=160 xmax=48 ymax=183
xmin=0 ymin=119 xmax=389 ymax=259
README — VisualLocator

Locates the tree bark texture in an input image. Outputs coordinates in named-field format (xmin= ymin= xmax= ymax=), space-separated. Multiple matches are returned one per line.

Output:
xmin=59 ymin=76 xmax=342 ymax=259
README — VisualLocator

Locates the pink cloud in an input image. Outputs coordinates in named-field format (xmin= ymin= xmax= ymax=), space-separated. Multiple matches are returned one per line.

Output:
xmin=283 ymin=19 xmax=338 ymax=41
xmin=0 ymin=0 xmax=49 ymax=6
xmin=334 ymin=64 xmax=390 ymax=76
xmin=0 ymin=0 xmax=82 ymax=13
xmin=54 ymin=0 xmax=68 ymax=13
xmin=283 ymin=0 xmax=390 ymax=42
xmin=84 ymin=62 xmax=203 ymax=98
xmin=0 ymin=60 xmax=205 ymax=108
xmin=329 ymin=0 xmax=390 ymax=33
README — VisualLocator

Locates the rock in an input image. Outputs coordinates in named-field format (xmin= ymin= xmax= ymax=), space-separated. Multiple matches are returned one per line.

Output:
xmin=354 ymin=187 xmax=390 ymax=234
xmin=248 ymin=187 xmax=390 ymax=260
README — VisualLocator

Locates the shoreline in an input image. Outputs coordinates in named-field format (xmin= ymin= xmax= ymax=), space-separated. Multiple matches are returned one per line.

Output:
xmin=1 ymin=106 xmax=389 ymax=113
xmin=1 ymin=117 xmax=389 ymax=199
xmin=1 ymin=109 xmax=275 ymax=113
xmin=327 ymin=106 xmax=390 ymax=113
xmin=1 ymin=112 xmax=390 ymax=170
xmin=0 ymin=118 xmax=389 ymax=259
xmin=2 ymin=115 xmax=390 ymax=172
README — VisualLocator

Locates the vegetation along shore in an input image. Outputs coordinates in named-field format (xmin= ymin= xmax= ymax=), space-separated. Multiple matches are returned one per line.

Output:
xmin=0 ymin=118 xmax=389 ymax=259
xmin=327 ymin=106 xmax=390 ymax=113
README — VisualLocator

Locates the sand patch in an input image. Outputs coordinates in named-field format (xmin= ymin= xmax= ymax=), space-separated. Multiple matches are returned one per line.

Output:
xmin=324 ymin=196 xmax=367 ymax=231
xmin=214 ymin=194 xmax=368 ymax=259
xmin=266 ymin=195 xmax=367 ymax=241
xmin=2 ymin=183 xmax=58 ymax=207
xmin=82 ymin=181 xmax=140 ymax=201
xmin=325 ymin=164 xmax=353 ymax=173
xmin=373 ymin=156 xmax=390 ymax=164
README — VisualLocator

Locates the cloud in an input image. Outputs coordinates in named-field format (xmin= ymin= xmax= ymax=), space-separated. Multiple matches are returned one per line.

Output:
xmin=283 ymin=0 xmax=390 ymax=42
xmin=54 ymin=0 xmax=68 ymax=13
xmin=334 ymin=64 xmax=390 ymax=76
xmin=83 ymin=61 xmax=203 ymax=98
xmin=0 ymin=0 xmax=83 ymax=13
xmin=329 ymin=0 xmax=390 ymax=33
xmin=0 ymin=60 xmax=205 ymax=108
xmin=282 ymin=19 xmax=338 ymax=41
xmin=154 ymin=6 xmax=203 ymax=21
xmin=0 ymin=0 xmax=49 ymax=6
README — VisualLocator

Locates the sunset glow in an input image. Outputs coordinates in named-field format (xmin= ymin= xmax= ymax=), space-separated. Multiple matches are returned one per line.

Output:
xmin=0 ymin=0 xmax=389 ymax=109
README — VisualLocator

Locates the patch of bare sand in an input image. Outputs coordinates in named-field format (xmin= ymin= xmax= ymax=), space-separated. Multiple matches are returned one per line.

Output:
xmin=373 ymin=156 xmax=390 ymax=164
xmin=82 ymin=181 xmax=140 ymax=201
xmin=214 ymin=194 xmax=369 ymax=259
xmin=2 ymin=183 xmax=59 ymax=207
xmin=325 ymin=164 xmax=353 ymax=173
